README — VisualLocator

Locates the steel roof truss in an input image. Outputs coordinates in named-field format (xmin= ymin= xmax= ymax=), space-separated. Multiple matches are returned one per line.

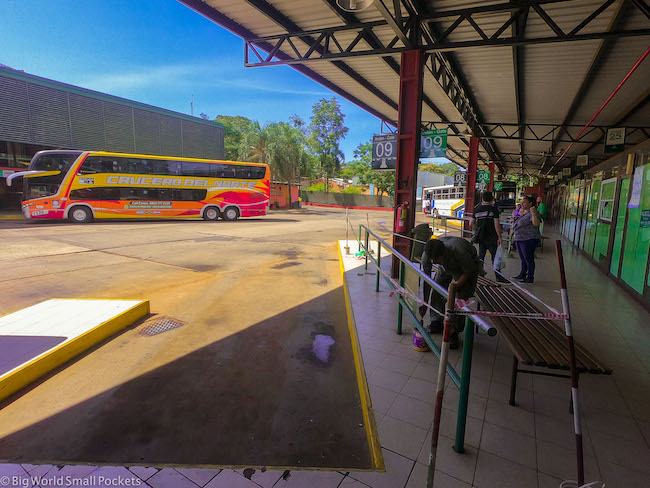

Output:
xmin=244 ymin=0 xmax=650 ymax=66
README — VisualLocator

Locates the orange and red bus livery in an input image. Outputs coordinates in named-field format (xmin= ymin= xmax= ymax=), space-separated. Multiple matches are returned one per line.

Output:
xmin=7 ymin=150 xmax=270 ymax=223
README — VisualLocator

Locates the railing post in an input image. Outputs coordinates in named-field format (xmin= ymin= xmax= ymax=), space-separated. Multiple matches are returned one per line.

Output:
xmin=376 ymin=242 xmax=381 ymax=292
xmin=396 ymin=261 xmax=406 ymax=335
xmin=358 ymin=224 xmax=362 ymax=252
xmin=454 ymin=316 xmax=475 ymax=453
xmin=364 ymin=230 xmax=369 ymax=270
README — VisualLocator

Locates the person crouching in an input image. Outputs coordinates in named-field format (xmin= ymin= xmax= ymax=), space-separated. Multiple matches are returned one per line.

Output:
xmin=419 ymin=236 xmax=483 ymax=349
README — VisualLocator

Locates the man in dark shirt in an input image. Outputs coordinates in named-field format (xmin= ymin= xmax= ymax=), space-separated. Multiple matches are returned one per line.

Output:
xmin=419 ymin=236 xmax=483 ymax=349
xmin=472 ymin=191 xmax=506 ymax=282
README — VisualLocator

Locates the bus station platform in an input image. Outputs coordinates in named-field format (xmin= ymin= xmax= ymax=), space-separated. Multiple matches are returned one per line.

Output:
xmin=0 ymin=218 xmax=648 ymax=487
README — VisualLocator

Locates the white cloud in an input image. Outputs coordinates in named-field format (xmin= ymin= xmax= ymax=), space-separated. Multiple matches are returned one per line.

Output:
xmin=75 ymin=61 xmax=331 ymax=97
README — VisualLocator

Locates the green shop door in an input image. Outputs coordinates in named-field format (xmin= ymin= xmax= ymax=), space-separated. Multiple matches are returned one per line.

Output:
xmin=620 ymin=164 xmax=650 ymax=295
xmin=610 ymin=177 xmax=630 ymax=278
xmin=593 ymin=178 xmax=617 ymax=270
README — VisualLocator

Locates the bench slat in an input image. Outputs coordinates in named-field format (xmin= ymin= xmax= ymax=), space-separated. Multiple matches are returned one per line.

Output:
xmin=475 ymin=285 xmax=611 ymax=375
xmin=499 ymin=287 xmax=611 ymax=374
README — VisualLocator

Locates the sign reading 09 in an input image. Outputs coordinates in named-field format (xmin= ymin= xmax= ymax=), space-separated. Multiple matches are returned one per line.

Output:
xmin=372 ymin=133 xmax=398 ymax=170
xmin=420 ymin=128 xmax=448 ymax=158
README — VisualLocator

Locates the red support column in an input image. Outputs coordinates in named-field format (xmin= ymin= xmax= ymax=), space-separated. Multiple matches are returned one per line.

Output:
xmin=392 ymin=49 xmax=424 ymax=276
xmin=463 ymin=137 xmax=480 ymax=235
xmin=487 ymin=161 xmax=495 ymax=192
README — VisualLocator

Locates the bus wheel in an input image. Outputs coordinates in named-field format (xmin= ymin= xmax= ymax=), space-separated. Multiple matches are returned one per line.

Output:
xmin=69 ymin=206 xmax=93 ymax=223
xmin=203 ymin=206 xmax=220 ymax=221
xmin=222 ymin=207 xmax=239 ymax=221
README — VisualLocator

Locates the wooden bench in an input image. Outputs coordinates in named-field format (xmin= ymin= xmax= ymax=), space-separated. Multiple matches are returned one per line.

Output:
xmin=475 ymin=282 xmax=612 ymax=406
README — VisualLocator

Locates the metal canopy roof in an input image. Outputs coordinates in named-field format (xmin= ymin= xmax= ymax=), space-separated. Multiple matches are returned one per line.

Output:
xmin=178 ymin=0 xmax=650 ymax=175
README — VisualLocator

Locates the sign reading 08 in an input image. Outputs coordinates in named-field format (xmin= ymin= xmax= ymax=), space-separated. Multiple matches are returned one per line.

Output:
xmin=372 ymin=133 xmax=398 ymax=170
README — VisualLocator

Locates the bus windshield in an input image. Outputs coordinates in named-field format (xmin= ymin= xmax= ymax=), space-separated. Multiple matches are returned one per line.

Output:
xmin=24 ymin=152 xmax=82 ymax=200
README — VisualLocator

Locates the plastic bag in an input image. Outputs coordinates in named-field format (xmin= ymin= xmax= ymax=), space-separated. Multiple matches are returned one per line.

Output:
xmin=493 ymin=245 xmax=505 ymax=271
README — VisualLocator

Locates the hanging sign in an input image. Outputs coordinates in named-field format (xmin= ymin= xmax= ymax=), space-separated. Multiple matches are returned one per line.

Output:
xmin=494 ymin=181 xmax=503 ymax=191
xmin=628 ymin=165 xmax=644 ymax=208
xmin=563 ymin=167 xmax=572 ymax=176
xmin=454 ymin=171 xmax=466 ymax=186
xmin=477 ymin=170 xmax=491 ymax=183
xmin=576 ymin=155 xmax=589 ymax=167
xmin=605 ymin=128 xmax=626 ymax=153
xmin=371 ymin=133 xmax=398 ymax=170
xmin=640 ymin=210 xmax=650 ymax=228
xmin=420 ymin=128 xmax=448 ymax=158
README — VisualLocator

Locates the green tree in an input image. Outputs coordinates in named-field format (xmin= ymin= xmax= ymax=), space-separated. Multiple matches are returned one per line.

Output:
xmin=340 ymin=140 xmax=394 ymax=196
xmin=237 ymin=121 xmax=271 ymax=164
xmin=308 ymin=98 xmax=349 ymax=188
xmin=420 ymin=161 xmax=458 ymax=177
xmin=238 ymin=121 xmax=313 ymax=206
xmin=216 ymin=115 xmax=255 ymax=160
xmin=265 ymin=122 xmax=312 ymax=205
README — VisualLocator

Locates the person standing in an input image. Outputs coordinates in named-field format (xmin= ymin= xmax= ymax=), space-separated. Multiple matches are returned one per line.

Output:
xmin=512 ymin=195 xmax=541 ymax=283
xmin=537 ymin=196 xmax=548 ymax=235
xmin=471 ymin=191 xmax=506 ymax=282
xmin=419 ymin=236 xmax=484 ymax=349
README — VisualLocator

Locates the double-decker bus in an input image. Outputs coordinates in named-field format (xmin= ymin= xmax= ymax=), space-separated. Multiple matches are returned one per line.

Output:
xmin=6 ymin=150 xmax=270 ymax=223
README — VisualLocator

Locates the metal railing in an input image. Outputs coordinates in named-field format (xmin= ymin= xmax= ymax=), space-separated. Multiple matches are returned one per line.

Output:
xmin=355 ymin=223 xmax=496 ymax=453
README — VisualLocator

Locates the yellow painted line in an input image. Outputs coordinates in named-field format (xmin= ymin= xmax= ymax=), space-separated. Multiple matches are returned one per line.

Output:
xmin=0 ymin=215 xmax=23 ymax=220
xmin=0 ymin=299 xmax=149 ymax=403
xmin=338 ymin=245 xmax=385 ymax=472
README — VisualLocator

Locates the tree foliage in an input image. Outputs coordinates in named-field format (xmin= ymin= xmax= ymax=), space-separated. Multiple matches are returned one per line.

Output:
xmin=308 ymin=98 xmax=349 ymax=179
xmin=265 ymin=122 xmax=312 ymax=184
xmin=419 ymin=161 xmax=458 ymax=177
xmin=340 ymin=140 xmax=394 ymax=196
xmin=215 ymin=115 xmax=255 ymax=160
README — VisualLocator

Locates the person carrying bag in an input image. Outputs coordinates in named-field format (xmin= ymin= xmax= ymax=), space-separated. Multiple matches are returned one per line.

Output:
xmin=471 ymin=191 xmax=507 ymax=282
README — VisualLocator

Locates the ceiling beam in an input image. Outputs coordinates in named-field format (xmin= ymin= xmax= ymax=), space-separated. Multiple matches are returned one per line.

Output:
xmin=542 ymin=0 xmax=627 ymax=173
xmin=409 ymin=0 xmax=505 ymax=171
xmin=513 ymin=6 xmax=530 ymax=175
xmin=373 ymin=0 xmax=412 ymax=47
xmin=321 ymin=0 xmax=473 ymax=160
xmin=554 ymin=89 xmax=650 ymax=172
xmin=244 ymin=0 xmax=650 ymax=64
xmin=243 ymin=0 xmax=399 ymax=113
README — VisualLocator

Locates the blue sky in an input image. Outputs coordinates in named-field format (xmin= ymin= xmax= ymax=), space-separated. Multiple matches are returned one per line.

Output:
xmin=0 ymin=0 xmax=390 ymax=161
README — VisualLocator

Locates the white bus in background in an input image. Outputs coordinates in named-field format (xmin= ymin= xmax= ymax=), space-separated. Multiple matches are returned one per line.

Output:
xmin=422 ymin=184 xmax=465 ymax=218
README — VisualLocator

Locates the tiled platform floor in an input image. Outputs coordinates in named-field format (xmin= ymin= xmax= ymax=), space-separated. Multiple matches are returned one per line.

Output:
xmin=1 ymin=229 xmax=648 ymax=487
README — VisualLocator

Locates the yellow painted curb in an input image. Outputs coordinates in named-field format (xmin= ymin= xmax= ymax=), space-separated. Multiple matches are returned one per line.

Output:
xmin=338 ymin=245 xmax=385 ymax=472
xmin=0 ymin=300 xmax=150 ymax=403
xmin=0 ymin=215 xmax=23 ymax=220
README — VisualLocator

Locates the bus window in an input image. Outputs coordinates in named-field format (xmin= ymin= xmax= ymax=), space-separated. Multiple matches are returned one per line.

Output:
xmin=78 ymin=157 xmax=119 ymax=174
xmin=181 ymin=162 xmax=212 ymax=177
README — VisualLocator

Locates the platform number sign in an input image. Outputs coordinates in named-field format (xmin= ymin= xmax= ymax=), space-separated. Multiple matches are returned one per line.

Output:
xmin=372 ymin=133 xmax=398 ymax=170
xmin=605 ymin=128 xmax=625 ymax=153
xmin=454 ymin=171 xmax=466 ymax=186
xmin=420 ymin=128 xmax=448 ymax=158
xmin=494 ymin=181 xmax=503 ymax=191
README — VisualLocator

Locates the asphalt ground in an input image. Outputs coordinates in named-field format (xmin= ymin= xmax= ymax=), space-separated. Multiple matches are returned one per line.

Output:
xmin=0 ymin=208 xmax=395 ymax=470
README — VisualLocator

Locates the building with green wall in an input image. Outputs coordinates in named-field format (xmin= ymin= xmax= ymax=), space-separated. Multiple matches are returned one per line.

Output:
xmin=548 ymin=139 xmax=650 ymax=308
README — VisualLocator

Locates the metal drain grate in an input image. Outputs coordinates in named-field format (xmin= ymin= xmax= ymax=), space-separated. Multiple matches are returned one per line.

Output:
xmin=140 ymin=317 xmax=185 ymax=336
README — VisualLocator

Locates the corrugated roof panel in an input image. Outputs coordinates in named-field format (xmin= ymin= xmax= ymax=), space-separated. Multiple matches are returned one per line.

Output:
xmin=523 ymin=40 xmax=600 ymax=123
xmin=453 ymin=47 xmax=517 ymax=122
xmin=269 ymin=0 xmax=346 ymax=29
xmin=570 ymin=38 xmax=650 ymax=125
xmin=204 ymin=0 xmax=285 ymax=37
